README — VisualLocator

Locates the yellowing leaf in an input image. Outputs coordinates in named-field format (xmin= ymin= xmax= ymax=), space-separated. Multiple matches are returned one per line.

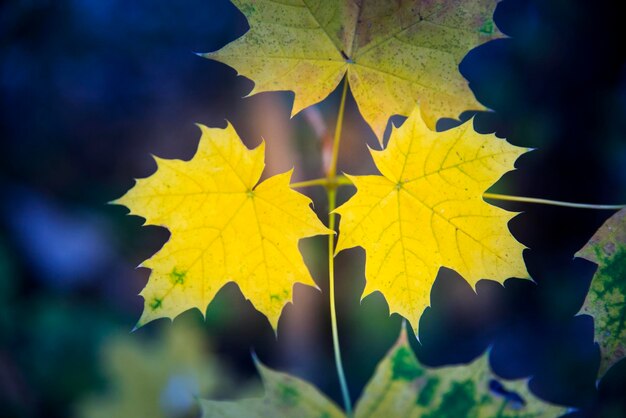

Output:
xmin=354 ymin=329 xmax=566 ymax=418
xmin=115 ymin=123 xmax=331 ymax=330
xmin=204 ymin=0 xmax=503 ymax=141
xmin=334 ymin=107 xmax=528 ymax=333
xmin=200 ymin=328 xmax=566 ymax=418
xmin=575 ymin=208 xmax=626 ymax=377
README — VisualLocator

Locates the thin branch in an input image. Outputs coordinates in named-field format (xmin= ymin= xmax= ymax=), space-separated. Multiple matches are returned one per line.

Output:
xmin=326 ymin=77 xmax=352 ymax=415
xmin=484 ymin=193 xmax=625 ymax=210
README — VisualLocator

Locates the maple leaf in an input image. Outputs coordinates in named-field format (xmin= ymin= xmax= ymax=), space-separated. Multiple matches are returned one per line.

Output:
xmin=201 ymin=360 xmax=345 ymax=418
xmin=334 ymin=107 xmax=528 ymax=334
xmin=200 ymin=328 xmax=566 ymax=417
xmin=203 ymin=0 xmax=503 ymax=142
xmin=78 ymin=322 xmax=224 ymax=418
xmin=114 ymin=123 xmax=331 ymax=330
xmin=575 ymin=208 xmax=626 ymax=377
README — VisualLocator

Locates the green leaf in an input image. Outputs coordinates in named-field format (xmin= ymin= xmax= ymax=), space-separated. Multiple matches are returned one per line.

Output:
xmin=200 ymin=360 xmax=344 ymax=418
xmin=78 ymin=322 xmax=224 ymax=418
xmin=200 ymin=328 xmax=566 ymax=417
xmin=576 ymin=208 xmax=626 ymax=377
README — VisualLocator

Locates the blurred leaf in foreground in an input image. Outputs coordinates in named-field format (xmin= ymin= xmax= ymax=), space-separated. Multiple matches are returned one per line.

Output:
xmin=201 ymin=328 xmax=566 ymax=417
xmin=78 ymin=321 xmax=225 ymax=418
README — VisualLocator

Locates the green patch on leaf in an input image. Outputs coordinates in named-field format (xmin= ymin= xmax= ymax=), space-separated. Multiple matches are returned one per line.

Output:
xmin=416 ymin=377 xmax=440 ymax=406
xmin=277 ymin=382 xmax=300 ymax=406
xmin=169 ymin=267 xmax=186 ymax=285
xmin=150 ymin=298 xmax=162 ymax=310
xmin=391 ymin=346 xmax=423 ymax=381
xmin=576 ymin=208 xmax=626 ymax=377
xmin=598 ymin=248 xmax=626 ymax=282
xmin=479 ymin=19 xmax=495 ymax=35
xmin=425 ymin=381 xmax=476 ymax=418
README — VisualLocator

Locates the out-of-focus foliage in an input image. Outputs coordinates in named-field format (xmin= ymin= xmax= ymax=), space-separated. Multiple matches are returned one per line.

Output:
xmin=201 ymin=360 xmax=345 ymax=418
xmin=335 ymin=107 xmax=527 ymax=334
xmin=78 ymin=320 xmax=225 ymax=418
xmin=0 ymin=239 xmax=16 ymax=336
xmin=201 ymin=328 xmax=566 ymax=417
xmin=115 ymin=123 xmax=330 ymax=330
xmin=204 ymin=0 xmax=503 ymax=141
xmin=575 ymin=208 xmax=626 ymax=377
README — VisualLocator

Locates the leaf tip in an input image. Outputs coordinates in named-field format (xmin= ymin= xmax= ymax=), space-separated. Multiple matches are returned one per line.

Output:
xmin=194 ymin=122 xmax=209 ymax=132
xmin=250 ymin=349 xmax=261 ymax=368
xmin=410 ymin=319 xmax=422 ymax=345
xmin=360 ymin=283 xmax=377 ymax=303
xmin=131 ymin=318 xmax=145 ymax=333
xmin=107 ymin=198 xmax=125 ymax=209
xmin=265 ymin=314 xmax=281 ymax=339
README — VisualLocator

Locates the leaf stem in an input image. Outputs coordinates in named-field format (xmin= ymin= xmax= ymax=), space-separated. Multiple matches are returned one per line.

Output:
xmin=326 ymin=77 xmax=352 ymax=415
xmin=483 ymin=193 xmax=625 ymax=210
xmin=290 ymin=176 xmax=352 ymax=189
xmin=328 ymin=78 xmax=349 ymax=179
xmin=291 ymin=178 xmax=625 ymax=211
xmin=289 ymin=178 xmax=329 ymax=188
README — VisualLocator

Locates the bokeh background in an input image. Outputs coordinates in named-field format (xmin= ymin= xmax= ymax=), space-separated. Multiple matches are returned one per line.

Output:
xmin=1 ymin=0 xmax=626 ymax=417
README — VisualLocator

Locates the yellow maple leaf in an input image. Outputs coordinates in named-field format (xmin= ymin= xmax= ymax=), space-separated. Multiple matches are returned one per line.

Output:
xmin=115 ymin=123 xmax=331 ymax=330
xmin=203 ymin=0 xmax=502 ymax=142
xmin=334 ymin=108 xmax=528 ymax=334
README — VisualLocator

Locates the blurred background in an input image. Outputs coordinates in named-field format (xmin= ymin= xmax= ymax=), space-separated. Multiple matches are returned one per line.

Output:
xmin=1 ymin=0 xmax=625 ymax=417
